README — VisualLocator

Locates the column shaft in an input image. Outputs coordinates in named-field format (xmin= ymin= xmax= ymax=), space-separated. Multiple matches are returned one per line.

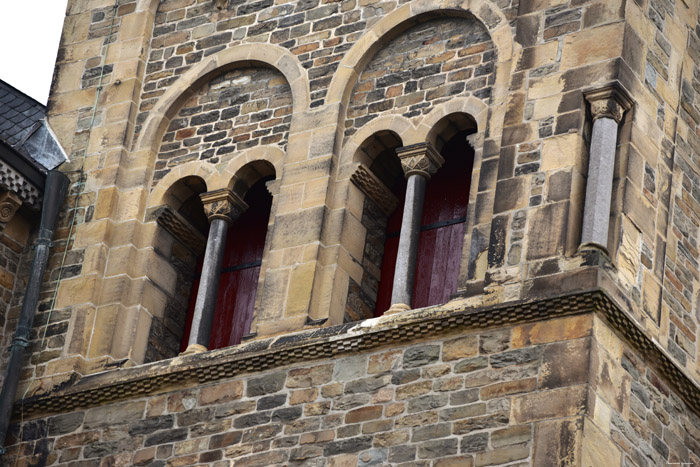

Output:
xmin=187 ymin=218 xmax=230 ymax=350
xmin=580 ymin=117 xmax=618 ymax=249
xmin=390 ymin=173 xmax=427 ymax=310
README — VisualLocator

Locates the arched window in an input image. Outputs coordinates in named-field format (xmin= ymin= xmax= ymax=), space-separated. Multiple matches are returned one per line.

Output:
xmin=180 ymin=177 xmax=273 ymax=351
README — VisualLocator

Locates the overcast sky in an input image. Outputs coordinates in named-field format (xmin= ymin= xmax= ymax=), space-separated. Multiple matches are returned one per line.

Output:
xmin=0 ymin=1 xmax=69 ymax=104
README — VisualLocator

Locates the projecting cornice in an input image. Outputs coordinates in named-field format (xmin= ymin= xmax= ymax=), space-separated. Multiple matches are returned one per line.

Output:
xmin=14 ymin=270 xmax=700 ymax=421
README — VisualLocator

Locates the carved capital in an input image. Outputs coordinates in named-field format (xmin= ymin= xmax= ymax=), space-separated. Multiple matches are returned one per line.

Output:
xmin=155 ymin=205 xmax=207 ymax=255
xmin=0 ymin=191 xmax=22 ymax=224
xmin=351 ymin=164 xmax=399 ymax=216
xmin=584 ymin=83 xmax=633 ymax=124
xmin=200 ymin=189 xmax=248 ymax=223
xmin=396 ymin=142 xmax=444 ymax=179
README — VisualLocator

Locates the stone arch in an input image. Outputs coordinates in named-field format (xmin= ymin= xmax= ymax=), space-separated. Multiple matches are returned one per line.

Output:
xmin=326 ymin=0 xmax=513 ymax=108
xmin=417 ymin=97 xmax=487 ymax=147
xmin=147 ymin=161 xmax=217 ymax=214
xmin=339 ymin=115 xmax=417 ymax=171
xmin=134 ymin=43 xmax=309 ymax=164
xmin=216 ymin=146 xmax=285 ymax=194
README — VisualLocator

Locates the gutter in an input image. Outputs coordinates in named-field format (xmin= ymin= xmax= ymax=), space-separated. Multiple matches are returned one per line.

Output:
xmin=0 ymin=170 xmax=69 ymax=455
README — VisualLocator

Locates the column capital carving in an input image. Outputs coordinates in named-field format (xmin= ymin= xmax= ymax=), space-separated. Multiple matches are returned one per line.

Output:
xmin=396 ymin=142 xmax=445 ymax=179
xmin=0 ymin=191 xmax=22 ymax=224
xmin=351 ymin=163 xmax=399 ymax=216
xmin=200 ymin=189 xmax=248 ymax=223
xmin=583 ymin=83 xmax=633 ymax=123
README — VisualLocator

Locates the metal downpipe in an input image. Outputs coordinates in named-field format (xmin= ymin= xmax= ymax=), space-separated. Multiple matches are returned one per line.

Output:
xmin=0 ymin=170 xmax=70 ymax=455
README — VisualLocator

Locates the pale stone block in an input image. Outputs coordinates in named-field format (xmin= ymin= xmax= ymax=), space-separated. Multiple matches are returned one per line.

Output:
xmin=51 ymin=88 xmax=97 ymax=114
xmin=541 ymin=133 xmax=584 ymax=172
xmin=340 ymin=210 xmax=367 ymax=260
xmin=285 ymin=262 xmax=316 ymax=316
xmin=286 ymin=131 xmax=312 ymax=164
xmin=302 ymin=178 xmax=329 ymax=209
xmin=55 ymin=274 xmax=100 ymax=308
xmin=74 ymin=219 xmax=112 ymax=248
xmin=615 ymin=217 xmax=640 ymax=288
xmin=98 ymin=274 xmax=131 ymax=306
xmin=65 ymin=304 xmax=96 ymax=357
xmin=88 ymin=304 xmax=120 ymax=358
xmin=87 ymin=123 xmax=129 ymax=154
xmin=115 ymin=189 xmax=148 ymax=222
xmin=561 ymin=23 xmax=624 ymax=70
xmin=527 ymin=73 xmax=564 ymax=100
xmin=55 ymin=61 xmax=85 ymax=94
xmin=582 ymin=417 xmax=622 ymax=467
xmin=533 ymin=95 xmax=562 ymax=121
xmin=95 ymin=187 xmax=118 ymax=220
xmin=276 ymin=184 xmax=304 ymax=214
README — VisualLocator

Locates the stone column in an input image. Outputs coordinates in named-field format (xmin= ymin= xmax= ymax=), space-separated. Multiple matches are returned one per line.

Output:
xmin=580 ymin=84 xmax=633 ymax=252
xmin=183 ymin=189 xmax=248 ymax=354
xmin=388 ymin=143 xmax=444 ymax=313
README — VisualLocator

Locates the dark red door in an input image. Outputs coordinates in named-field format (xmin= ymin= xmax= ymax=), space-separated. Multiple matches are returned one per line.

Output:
xmin=374 ymin=133 xmax=473 ymax=315
xmin=181 ymin=179 xmax=271 ymax=351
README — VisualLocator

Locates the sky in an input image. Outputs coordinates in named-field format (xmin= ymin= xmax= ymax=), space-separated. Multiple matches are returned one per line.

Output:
xmin=0 ymin=1 xmax=69 ymax=104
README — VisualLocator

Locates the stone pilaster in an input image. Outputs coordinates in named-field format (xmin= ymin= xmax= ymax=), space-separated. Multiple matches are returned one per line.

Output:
xmin=184 ymin=189 xmax=247 ymax=354
xmin=580 ymin=84 xmax=633 ymax=251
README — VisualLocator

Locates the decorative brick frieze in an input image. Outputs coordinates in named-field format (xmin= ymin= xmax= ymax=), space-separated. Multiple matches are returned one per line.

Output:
xmin=0 ymin=160 xmax=41 ymax=210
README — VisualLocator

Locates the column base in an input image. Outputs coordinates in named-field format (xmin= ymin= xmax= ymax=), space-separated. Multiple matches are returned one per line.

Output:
xmin=385 ymin=303 xmax=411 ymax=315
xmin=180 ymin=344 xmax=208 ymax=355
xmin=578 ymin=241 xmax=609 ymax=257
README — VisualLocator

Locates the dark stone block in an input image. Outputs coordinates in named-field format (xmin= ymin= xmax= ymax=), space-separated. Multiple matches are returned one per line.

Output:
xmin=48 ymin=412 xmax=84 ymax=436
xmin=417 ymin=438 xmax=458 ymax=459
xmin=271 ymin=406 xmax=303 ymax=422
xmin=412 ymin=423 xmax=451 ymax=442
xmin=493 ymin=177 xmax=527 ymax=214
xmin=144 ymin=428 xmax=188 ymax=447
xmin=233 ymin=412 xmax=271 ymax=429
xmin=403 ymin=345 xmax=440 ymax=368
xmin=345 ymin=375 xmax=391 ymax=394
xmin=490 ymin=347 xmax=542 ymax=368
xmin=408 ymin=394 xmax=449 ymax=413
xmin=247 ymin=372 xmax=286 ymax=397
xmin=454 ymin=356 xmax=488 ymax=374
xmin=177 ymin=408 xmax=214 ymax=427
xmin=324 ymin=436 xmax=373 ymax=456
xmin=461 ymin=432 xmax=489 ymax=452
xmin=257 ymin=394 xmax=287 ymax=410
xmin=128 ymin=415 xmax=174 ymax=436
xmin=389 ymin=445 xmax=416 ymax=463
xmin=487 ymin=214 xmax=508 ymax=268
xmin=540 ymin=339 xmax=589 ymax=389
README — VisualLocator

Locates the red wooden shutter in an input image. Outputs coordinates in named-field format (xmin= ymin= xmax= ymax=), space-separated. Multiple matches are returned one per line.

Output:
xmin=181 ymin=180 xmax=271 ymax=351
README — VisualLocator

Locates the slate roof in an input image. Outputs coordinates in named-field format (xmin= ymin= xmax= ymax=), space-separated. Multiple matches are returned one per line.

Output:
xmin=0 ymin=80 xmax=46 ymax=150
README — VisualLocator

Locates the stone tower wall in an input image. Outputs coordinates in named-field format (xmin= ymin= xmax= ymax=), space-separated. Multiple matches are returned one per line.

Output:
xmin=4 ymin=0 xmax=700 ymax=464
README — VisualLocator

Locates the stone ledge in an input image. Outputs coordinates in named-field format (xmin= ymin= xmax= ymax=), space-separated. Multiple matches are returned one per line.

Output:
xmin=15 ymin=282 xmax=700 ymax=420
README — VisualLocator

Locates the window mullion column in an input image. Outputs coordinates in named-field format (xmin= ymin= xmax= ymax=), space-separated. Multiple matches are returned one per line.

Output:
xmin=388 ymin=142 xmax=444 ymax=313
xmin=183 ymin=189 xmax=248 ymax=354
